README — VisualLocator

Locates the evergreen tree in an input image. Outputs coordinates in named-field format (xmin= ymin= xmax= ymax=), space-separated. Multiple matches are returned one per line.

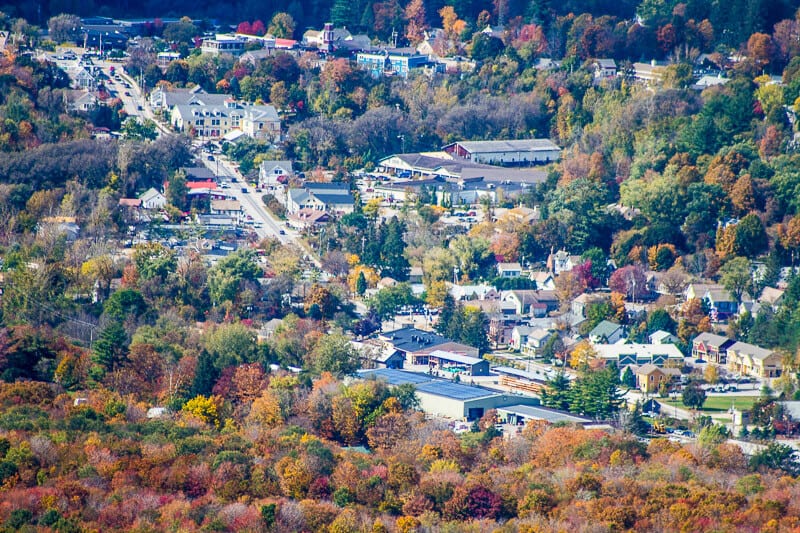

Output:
xmin=191 ymin=350 xmax=220 ymax=397
xmin=356 ymin=271 xmax=367 ymax=296
xmin=379 ymin=218 xmax=410 ymax=281
xmin=93 ymin=321 xmax=129 ymax=373
xmin=436 ymin=294 xmax=457 ymax=336
xmin=541 ymin=371 xmax=572 ymax=411
xmin=621 ymin=366 xmax=636 ymax=388
xmin=460 ymin=308 xmax=490 ymax=355
xmin=569 ymin=366 xmax=624 ymax=419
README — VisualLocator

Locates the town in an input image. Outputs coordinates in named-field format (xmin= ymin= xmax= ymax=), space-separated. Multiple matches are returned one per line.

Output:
xmin=2 ymin=2 xmax=800 ymax=530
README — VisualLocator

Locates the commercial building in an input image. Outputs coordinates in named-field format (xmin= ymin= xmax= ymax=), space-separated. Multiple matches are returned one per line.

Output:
xmin=358 ymin=368 xmax=539 ymax=420
xmin=201 ymin=34 xmax=247 ymax=56
xmin=425 ymin=349 xmax=490 ymax=377
xmin=443 ymin=139 xmax=561 ymax=165
xmin=496 ymin=404 xmax=593 ymax=426
xmin=377 ymin=327 xmax=478 ymax=366
xmin=356 ymin=48 xmax=429 ymax=77
xmin=592 ymin=343 xmax=684 ymax=367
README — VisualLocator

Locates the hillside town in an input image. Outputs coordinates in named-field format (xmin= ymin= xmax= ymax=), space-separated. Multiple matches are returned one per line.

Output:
xmin=3 ymin=1 xmax=800 ymax=530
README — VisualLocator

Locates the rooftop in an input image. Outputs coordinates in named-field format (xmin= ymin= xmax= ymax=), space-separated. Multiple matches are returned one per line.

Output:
xmin=446 ymin=139 xmax=560 ymax=154
xmin=496 ymin=404 xmax=592 ymax=424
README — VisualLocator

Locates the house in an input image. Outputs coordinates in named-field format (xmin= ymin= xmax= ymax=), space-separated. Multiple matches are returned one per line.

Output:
xmin=649 ymin=330 xmax=679 ymax=345
xmin=633 ymin=364 xmax=681 ymax=393
xmin=409 ymin=266 xmax=423 ymax=284
xmin=210 ymin=199 xmax=242 ymax=220
xmin=497 ymin=262 xmax=522 ymax=278
xmin=505 ymin=206 xmax=540 ymax=224
xmin=443 ymin=139 xmax=561 ymax=166
xmin=156 ymin=51 xmax=181 ymax=67
xmin=759 ymin=287 xmax=785 ymax=310
xmin=703 ymin=286 xmax=739 ymax=320
xmin=530 ymin=271 xmax=555 ymax=290
xmin=692 ymin=74 xmax=729 ymax=90
xmin=377 ymin=327 xmax=478 ymax=366
xmin=354 ymin=340 xmax=406 ymax=369
xmin=139 ymin=188 xmax=167 ymax=210
xmin=359 ymin=368 xmax=539 ymax=420
xmin=630 ymin=61 xmax=666 ymax=84
xmin=259 ymin=160 xmax=293 ymax=187
xmin=286 ymin=183 xmax=354 ymax=214
xmin=64 ymin=89 xmax=98 ymax=112
xmin=118 ymin=198 xmax=142 ymax=208
xmin=593 ymin=58 xmax=617 ymax=80
xmin=547 ymin=250 xmax=582 ymax=275
xmin=501 ymin=290 xmax=558 ymax=317
xmin=356 ymin=48 xmax=429 ymax=78
xmin=691 ymin=332 xmax=735 ymax=365
xmin=593 ymin=343 xmax=684 ymax=367
xmin=571 ymin=293 xmax=608 ymax=321
xmin=588 ymin=320 xmax=625 ymax=344
xmin=510 ymin=325 xmax=533 ymax=351
xmin=287 ymin=208 xmax=332 ymax=230
xmin=200 ymin=34 xmax=247 ymax=56
xmin=73 ymin=68 xmax=98 ymax=91
xmin=727 ymin=342 xmax=782 ymax=379
xmin=450 ymin=284 xmax=499 ymax=301
xmin=257 ymin=318 xmax=284 ymax=341
xmin=521 ymin=328 xmax=554 ymax=356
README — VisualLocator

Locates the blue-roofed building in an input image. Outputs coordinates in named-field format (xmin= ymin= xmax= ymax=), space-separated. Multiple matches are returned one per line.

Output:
xmin=358 ymin=368 xmax=539 ymax=420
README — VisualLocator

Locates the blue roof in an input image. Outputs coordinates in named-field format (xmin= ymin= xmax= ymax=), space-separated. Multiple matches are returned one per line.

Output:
xmin=358 ymin=368 xmax=499 ymax=400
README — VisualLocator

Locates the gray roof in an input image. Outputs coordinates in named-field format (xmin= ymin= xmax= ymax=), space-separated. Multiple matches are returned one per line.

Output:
xmin=728 ymin=341 xmax=775 ymax=360
xmin=692 ymin=332 xmax=732 ymax=348
xmin=379 ymin=327 xmax=451 ymax=353
xmin=359 ymin=368 xmax=434 ymax=386
xmin=427 ymin=350 xmax=484 ymax=366
xmin=496 ymin=404 xmax=592 ymax=424
xmin=260 ymin=160 xmax=293 ymax=173
xmin=589 ymin=320 xmax=623 ymax=339
xmin=414 ymin=380 xmax=496 ymax=400
xmin=448 ymin=139 xmax=560 ymax=154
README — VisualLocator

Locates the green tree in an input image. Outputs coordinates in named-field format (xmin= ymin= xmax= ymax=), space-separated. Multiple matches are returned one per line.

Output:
xmin=307 ymin=331 xmax=360 ymax=376
xmin=541 ymin=371 xmax=572 ymax=411
xmin=750 ymin=442 xmax=800 ymax=476
xmin=682 ymin=382 xmax=707 ymax=410
xmin=93 ymin=321 xmax=129 ymax=373
xmin=204 ymin=323 xmax=259 ymax=370
xmin=207 ymin=249 xmax=262 ymax=307
xmin=133 ymin=243 xmax=177 ymax=281
xmin=733 ymin=214 xmax=768 ymax=258
xmin=355 ymin=271 xmax=367 ymax=296
xmin=621 ymin=366 xmax=636 ymax=388
xmin=191 ymin=349 xmax=220 ymax=397
xmin=369 ymin=283 xmax=416 ymax=320
xmin=436 ymin=294 xmax=457 ymax=336
xmin=380 ymin=217 xmax=410 ymax=280
xmin=719 ymin=256 xmax=753 ymax=304
xmin=166 ymin=170 xmax=189 ymax=211
xmin=103 ymin=289 xmax=148 ymax=322
xmin=569 ymin=365 xmax=624 ymax=419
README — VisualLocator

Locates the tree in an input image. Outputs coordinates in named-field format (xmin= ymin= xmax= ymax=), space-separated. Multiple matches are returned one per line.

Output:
xmin=569 ymin=365 xmax=624 ymax=419
xmin=268 ymin=13 xmax=296 ymax=39
xmin=750 ymin=442 xmax=800 ymax=476
xmin=621 ymin=366 xmax=636 ymax=388
xmin=682 ymin=382 xmax=707 ymax=410
xmin=704 ymin=364 xmax=719 ymax=385
xmin=307 ymin=331 xmax=360 ymax=376
xmin=47 ymin=14 xmax=81 ymax=43
xmin=93 ymin=321 xmax=129 ymax=374
xmin=103 ymin=288 xmax=147 ymax=322
xmin=183 ymin=394 xmax=223 ymax=428
xmin=609 ymin=264 xmax=647 ymax=302
xmin=719 ymin=256 xmax=753 ymax=304
xmin=191 ymin=350 xmax=220 ymax=397
xmin=369 ymin=283 xmax=416 ymax=321
xmin=404 ymin=0 xmax=427 ymax=44
xmin=570 ymin=340 xmax=597 ymax=370
xmin=166 ymin=170 xmax=188 ymax=211
xmin=355 ymin=272 xmax=367 ymax=296
xmin=541 ymin=371 xmax=572 ymax=411
xmin=207 ymin=249 xmax=262 ymax=307
xmin=204 ymin=323 xmax=260 ymax=370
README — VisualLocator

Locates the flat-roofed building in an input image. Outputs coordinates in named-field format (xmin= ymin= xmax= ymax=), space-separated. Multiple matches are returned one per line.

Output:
xmin=443 ymin=139 xmax=561 ymax=165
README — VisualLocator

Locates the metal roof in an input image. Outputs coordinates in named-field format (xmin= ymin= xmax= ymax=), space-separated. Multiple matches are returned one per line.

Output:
xmin=496 ymin=404 xmax=592 ymax=424
xmin=415 ymin=381 xmax=496 ymax=401
xmin=427 ymin=350 xmax=484 ymax=366
xmin=447 ymin=139 xmax=560 ymax=154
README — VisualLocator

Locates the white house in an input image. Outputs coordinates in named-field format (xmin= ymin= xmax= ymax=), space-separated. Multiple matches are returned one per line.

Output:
xmin=530 ymin=271 xmax=555 ymax=290
xmin=497 ymin=262 xmax=522 ymax=278
xmin=259 ymin=160 xmax=293 ymax=187
xmin=593 ymin=58 xmax=617 ymax=79
xmin=139 ymin=188 xmax=167 ymax=210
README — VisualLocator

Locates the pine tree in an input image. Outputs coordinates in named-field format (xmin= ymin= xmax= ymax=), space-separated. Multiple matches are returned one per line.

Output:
xmin=191 ymin=350 xmax=220 ymax=397
xmin=541 ymin=371 xmax=572 ymax=411
xmin=93 ymin=321 xmax=129 ymax=373
xmin=356 ymin=271 xmax=367 ymax=296
xmin=621 ymin=366 xmax=636 ymax=388
xmin=380 ymin=218 xmax=410 ymax=281
xmin=436 ymin=294 xmax=457 ymax=336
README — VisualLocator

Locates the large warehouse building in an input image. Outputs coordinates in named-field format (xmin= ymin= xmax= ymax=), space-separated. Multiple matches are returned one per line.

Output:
xmin=358 ymin=368 xmax=538 ymax=420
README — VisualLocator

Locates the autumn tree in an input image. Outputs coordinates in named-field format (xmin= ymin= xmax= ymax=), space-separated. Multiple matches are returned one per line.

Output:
xmin=719 ymin=256 xmax=753 ymax=304
xmin=404 ymin=0 xmax=427 ymax=44
xmin=268 ymin=13 xmax=295 ymax=39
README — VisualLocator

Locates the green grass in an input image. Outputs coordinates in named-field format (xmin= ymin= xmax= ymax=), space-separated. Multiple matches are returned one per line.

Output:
xmin=661 ymin=395 xmax=760 ymax=413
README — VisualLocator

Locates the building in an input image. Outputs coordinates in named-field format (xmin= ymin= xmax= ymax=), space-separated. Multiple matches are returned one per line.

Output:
xmin=547 ymin=250 xmax=582 ymax=275
xmin=630 ymin=61 xmax=666 ymax=84
xmin=633 ymin=363 xmax=681 ymax=393
xmin=286 ymin=183 xmax=354 ymax=214
xmin=426 ymin=350 xmax=490 ymax=376
xmin=356 ymin=48 xmax=429 ymax=77
xmin=156 ymin=51 xmax=181 ymax=67
xmin=691 ymin=332 xmax=735 ymax=364
xmin=496 ymin=404 xmax=594 ymax=426
xmin=593 ymin=58 xmax=617 ymax=80
xmin=139 ymin=188 xmax=167 ymax=210
xmin=649 ymin=330 xmax=680 ymax=345
xmin=170 ymin=99 xmax=280 ymax=141
xmin=287 ymin=209 xmax=331 ymax=230
xmin=210 ymin=199 xmax=242 ymax=221
xmin=520 ymin=329 xmax=554 ymax=356
xmin=497 ymin=262 xmax=522 ymax=278
xmin=593 ymin=343 xmax=684 ymax=367
xmin=358 ymin=368 xmax=539 ymax=420
xmin=201 ymin=34 xmax=247 ymax=56
xmin=259 ymin=160 xmax=293 ymax=187
xmin=443 ymin=139 xmax=561 ymax=165
xmin=64 ymin=89 xmax=98 ymax=112
xmin=501 ymin=290 xmax=558 ymax=317
xmin=588 ymin=320 xmax=625 ymax=344
xmin=530 ymin=271 xmax=555 ymax=290
xmin=377 ymin=327 xmax=478 ymax=366
xmin=726 ymin=342 xmax=782 ymax=379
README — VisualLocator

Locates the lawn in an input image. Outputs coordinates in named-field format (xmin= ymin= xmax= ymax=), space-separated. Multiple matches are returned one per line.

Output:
xmin=661 ymin=395 xmax=761 ymax=413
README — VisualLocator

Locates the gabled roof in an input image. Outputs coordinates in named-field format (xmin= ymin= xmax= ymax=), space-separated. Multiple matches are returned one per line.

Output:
xmin=444 ymin=139 xmax=561 ymax=154
xmin=728 ymin=341 xmax=775 ymax=360
xmin=139 ymin=187 xmax=164 ymax=202
xmin=260 ymin=160 xmax=293 ymax=174
xmin=497 ymin=262 xmax=522 ymax=272
xmin=211 ymin=199 xmax=241 ymax=212
xmin=589 ymin=320 xmax=623 ymax=339
xmin=692 ymin=332 xmax=732 ymax=347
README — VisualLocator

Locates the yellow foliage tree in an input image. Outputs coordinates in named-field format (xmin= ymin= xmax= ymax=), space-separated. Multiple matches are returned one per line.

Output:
xmin=182 ymin=395 xmax=223 ymax=428
xmin=247 ymin=390 xmax=283 ymax=428
xmin=347 ymin=264 xmax=380 ymax=293
xmin=570 ymin=340 xmax=598 ymax=370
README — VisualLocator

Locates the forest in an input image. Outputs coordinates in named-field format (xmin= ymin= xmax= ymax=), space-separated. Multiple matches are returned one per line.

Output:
xmin=1 ymin=0 xmax=800 ymax=530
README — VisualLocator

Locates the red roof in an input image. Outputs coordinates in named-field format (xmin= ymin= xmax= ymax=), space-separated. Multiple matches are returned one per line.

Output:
xmin=275 ymin=38 xmax=297 ymax=48
xmin=186 ymin=180 xmax=218 ymax=190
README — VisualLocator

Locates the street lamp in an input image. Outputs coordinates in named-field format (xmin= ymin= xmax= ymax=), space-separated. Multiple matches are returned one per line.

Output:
xmin=453 ymin=266 xmax=460 ymax=285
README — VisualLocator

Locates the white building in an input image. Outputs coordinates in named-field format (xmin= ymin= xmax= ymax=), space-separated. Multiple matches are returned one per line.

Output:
xmin=443 ymin=139 xmax=561 ymax=165
xmin=259 ymin=160 xmax=293 ymax=187
xmin=201 ymin=34 xmax=247 ymax=56
xmin=139 ymin=188 xmax=167 ymax=210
